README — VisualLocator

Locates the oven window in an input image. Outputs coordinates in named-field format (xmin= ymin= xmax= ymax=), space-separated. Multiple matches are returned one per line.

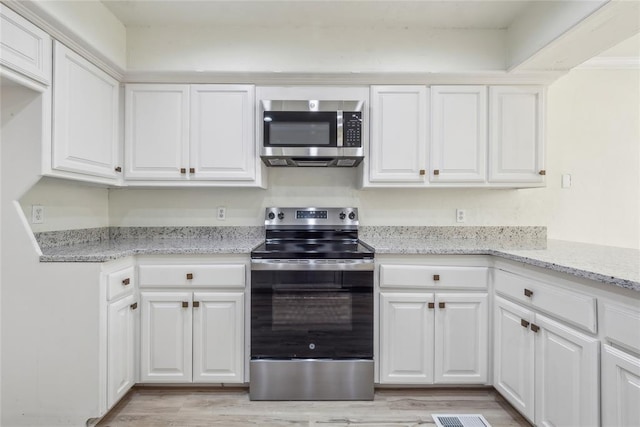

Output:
xmin=272 ymin=291 xmax=352 ymax=331
xmin=269 ymin=122 xmax=331 ymax=145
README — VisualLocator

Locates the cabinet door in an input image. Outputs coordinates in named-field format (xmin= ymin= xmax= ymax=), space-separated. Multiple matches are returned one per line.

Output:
xmin=430 ymin=86 xmax=487 ymax=183
xmin=380 ymin=292 xmax=434 ymax=383
xmin=602 ymin=344 xmax=640 ymax=427
xmin=125 ymin=84 xmax=190 ymax=180
xmin=534 ymin=313 xmax=599 ymax=427
xmin=140 ymin=292 xmax=192 ymax=383
xmin=52 ymin=41 xmax=120 ymax=179
xmin=434 ymin=293 xmax=488 ymax=384
xmin=190 ymin=85 xmax=256 ymax=180
xmin=488 ymin=86 xmax=545 ymax=183
xmin=369 ymin=86 xmax=428 ymax=183
xmin=0 ymin=3 xmax=52 ymax=85
xmin=107 ymin=294 xmax=136 ymax=408
xmin=493 ymin=296 xmax=535 ymax=422
xmin=192 ymin=292 xmax=244 ymax=383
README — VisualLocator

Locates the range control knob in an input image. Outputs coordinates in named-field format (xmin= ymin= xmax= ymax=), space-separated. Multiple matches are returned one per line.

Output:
xmin=278 ymin=212 xmax=285 ymax=220
xmin=339 ymin=212 xmax=346 ymax=220
xmin=348 ymin=211 xmax=356 ymax=220
xmin=267 ymin=212 xmax=275 ymax=220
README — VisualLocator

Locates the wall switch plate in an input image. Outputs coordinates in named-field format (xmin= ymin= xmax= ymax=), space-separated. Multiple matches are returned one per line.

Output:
xmin=561 ymin=174 xmax=572 ymax=188
xmin=456 ymin=208 xmax=466 ymax=223
xmin=32 ymin=205 xmax=44 ymax=224
xmin=217 ymin=207 xmax=226 ymax=221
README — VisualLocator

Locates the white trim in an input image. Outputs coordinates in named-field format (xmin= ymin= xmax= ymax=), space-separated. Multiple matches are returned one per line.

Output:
xmin=576 ymin=56 xmax=640 ymax=70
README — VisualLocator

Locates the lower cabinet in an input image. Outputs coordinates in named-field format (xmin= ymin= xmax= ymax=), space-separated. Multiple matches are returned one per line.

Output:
xmin=380 ymin=292 xmax=488 ymax=384
xmin=107 ymin=293 xmax=137 ymax=408
xmin=494 ymin=296 xmax=599 ymax=426
xmin=601 ymin=345 xmax=640 ymax=427
xmin=140 ymin=290 xmax=244 ymax=383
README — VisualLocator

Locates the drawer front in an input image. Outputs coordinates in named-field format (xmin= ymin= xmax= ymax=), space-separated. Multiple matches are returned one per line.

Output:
xmin=603 ymin=302 xmax=640 ymax=354
xmin=139 ymin=264 xmax=245 ymax=288
xmin=0 ymin=4 xmax=52 ymax=84
xmin=380 ymin=264 xmax=487 ymax=289
xmin=494 ymin=269 xmax=597 ymax=333
xmin=107 ymin=267 xmax=135 ymax=301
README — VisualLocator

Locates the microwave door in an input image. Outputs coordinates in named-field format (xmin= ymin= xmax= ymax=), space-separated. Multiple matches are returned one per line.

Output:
xmin=264 ymin=112 xmax=337 ymax=148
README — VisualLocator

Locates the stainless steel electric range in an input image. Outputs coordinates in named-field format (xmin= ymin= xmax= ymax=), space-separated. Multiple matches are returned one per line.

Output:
xmin=249 ymin=207 xmax=374 ymax=401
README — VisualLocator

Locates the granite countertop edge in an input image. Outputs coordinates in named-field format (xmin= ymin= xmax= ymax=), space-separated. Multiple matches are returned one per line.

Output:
xmin=39 ymin=238 xmax=640 ymax=292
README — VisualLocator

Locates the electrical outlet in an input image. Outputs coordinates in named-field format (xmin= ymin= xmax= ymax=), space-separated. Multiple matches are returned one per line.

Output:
xmin=217 ymin=207 xmax=226 ymax=221
xmin=456 ymin=208 xmax=466 ymax=223
xmin=32 ymin=205 xmax=44 ymax=224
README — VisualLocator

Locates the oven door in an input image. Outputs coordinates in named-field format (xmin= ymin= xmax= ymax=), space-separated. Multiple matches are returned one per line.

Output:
xmin=263 ymin=111 xmax=337 ymax=148
xmin=251 ymin=264 xmax=373 ymax=359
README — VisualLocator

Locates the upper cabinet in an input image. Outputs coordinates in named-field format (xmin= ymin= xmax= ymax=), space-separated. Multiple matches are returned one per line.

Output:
xmin=125 ymin=84 xmax=261 ymax=186
xmin=0 ymin=4 xmax=52 ymax=86
xmin=488 ymin=86 xmax=546 ymax=184
xmin=365 ymin=84 xmax=545 ymax=188
xmin=51 ymin=41 xmax=121 ymax=183
xmin=430 ymin=86 xmax=487 ymax=183
xmin=368 ymin=86 xmax=428 ymax=183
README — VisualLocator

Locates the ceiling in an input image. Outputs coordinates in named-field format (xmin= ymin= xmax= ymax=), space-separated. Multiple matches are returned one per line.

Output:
xmin=101 ymin=0 xmax=533 ymax=29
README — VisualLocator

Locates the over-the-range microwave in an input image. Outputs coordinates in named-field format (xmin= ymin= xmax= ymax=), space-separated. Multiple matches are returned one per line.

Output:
xmin=260 ymin=99 xmax=364 ymax=167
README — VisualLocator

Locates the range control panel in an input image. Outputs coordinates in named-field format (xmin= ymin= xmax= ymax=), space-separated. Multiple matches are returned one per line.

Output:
xmin=264 ymin=207 xmax=359 ymax=228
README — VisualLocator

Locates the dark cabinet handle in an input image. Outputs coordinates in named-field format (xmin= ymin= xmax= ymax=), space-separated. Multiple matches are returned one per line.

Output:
xmin=180 ymin=168 xmax=187 ymax=174
xmin=428 ymin=302 xmax=435 ymax=309
xmin=539 ymin=170 xmax=546 ymax=176
xmin=521 ymin=319 xmax=530 ymax=328
xmin=419 ymin=169 xmax=426 ymax=176
xmin=193 ymin=301 xmax=200 ymax=308
xmin=524 ymin=289 xmax=533 ymax=297
xmin=433 ymin=274 xmax=440 ymax=281
xmin=433 ymin=169 xmax=440 ymax=176
xmin=130 ymin=302 xmax=138 ymax=310
xmin=114 ymin=166 xmax=122 ymax=173
xmin=439 ymin=302 xmax=446 ymax=309
xmin=186 ymin=273 xmax=193 ymax=280
xmin=530 ymin=324 xmax=540 ymax=333
xmin=122 ymin=278 xmax=130 ymax=286
xmin=182 ymin=301 xmax=189 ymax=308
xmin=189 ymin=167 xmax=195 ymax=174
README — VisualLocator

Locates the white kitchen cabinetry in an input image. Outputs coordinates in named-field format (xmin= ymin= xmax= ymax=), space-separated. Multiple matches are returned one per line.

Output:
xmin=494 ymin=295 xmax=599 ymax=426
xmin=0 ymin=3 xmax=52 ymax=85
xmin=368 ymin=86 xmax=428 ymax=183
xmin=139 ymin=261 xmax=246 ymax=383
xmin=488 ymin=86 xmax=545 ymax=183
xmin=52 ymin=41 xmax=121 ymax=182
xmin=602 ymin=345 xmax=640 ymax=427
xmin=379 ymin=263 xmax=488 ymax=385
xmin=125 ymin=84 xmax=259 ymax=185
xmin=430 ymin=86 xmax=487 ymax=183
xmin=103 ymin=262 xmax=137 ymax=412
xmin=125 ymin=84 xmax=190 ymax=180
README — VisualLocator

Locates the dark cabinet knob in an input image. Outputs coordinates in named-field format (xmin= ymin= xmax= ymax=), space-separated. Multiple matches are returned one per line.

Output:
xmin=186 ymin=273 xmax=193 ymax=280
xmin=524 ymin=289 xmax=533 ymax=297
xmin=114 ymin=166 xmax=122 ymax=173
xmin=122 ymin=278 xmax=130 ymax=286
xmin=433 ymin=274 xmax=440 ymax=281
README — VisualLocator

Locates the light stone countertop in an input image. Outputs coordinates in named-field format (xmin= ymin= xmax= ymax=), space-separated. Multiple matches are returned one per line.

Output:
xmin=38 ymin=228 xmax=639 ymax=292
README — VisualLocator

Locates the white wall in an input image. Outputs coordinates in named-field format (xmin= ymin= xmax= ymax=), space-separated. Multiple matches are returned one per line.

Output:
xmin=126 ymin=25 xmax=506 ymax=73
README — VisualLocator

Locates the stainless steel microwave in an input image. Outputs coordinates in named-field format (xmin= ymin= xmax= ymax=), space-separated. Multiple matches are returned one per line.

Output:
xmin=260 ymin=100 xmax=365 ymax=167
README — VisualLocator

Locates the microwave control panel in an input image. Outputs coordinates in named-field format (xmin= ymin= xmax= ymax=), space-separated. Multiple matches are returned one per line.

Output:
xmin=343 ymin=112 xmax=362 ymax=147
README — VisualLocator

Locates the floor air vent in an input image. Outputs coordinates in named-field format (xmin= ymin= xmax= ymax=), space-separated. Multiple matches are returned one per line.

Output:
xmin=432 ymin=414 xmax=492 ymax=427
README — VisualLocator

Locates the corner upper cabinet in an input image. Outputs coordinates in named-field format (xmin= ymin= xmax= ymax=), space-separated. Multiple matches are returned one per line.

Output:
xmin=52 ymin=42 xmax=121 ymax=182
xmin=0 ymin=4 xmax=52 ymax=85
xmin=488 ymin=86 xmax=545 ymax=184
xmin=368 ymin=86 xmax=428 ymax=183
xmin=125 ymin=84 xmax=190 ymax=180
xmin=430 ymin=86 xmax=487 ymax=183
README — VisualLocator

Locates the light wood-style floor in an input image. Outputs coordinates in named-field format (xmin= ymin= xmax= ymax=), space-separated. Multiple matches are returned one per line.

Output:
xmin=97 ymin=387 xmax=532 ymax=427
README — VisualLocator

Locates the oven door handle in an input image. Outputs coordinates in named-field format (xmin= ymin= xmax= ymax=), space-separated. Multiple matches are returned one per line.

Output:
xmin=251 ymin=259 xmax=374 ymax=271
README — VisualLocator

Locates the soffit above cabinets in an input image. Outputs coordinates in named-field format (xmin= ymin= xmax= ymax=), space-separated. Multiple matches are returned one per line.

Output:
xmin=101 ymin=0 xmax=531 ymax=29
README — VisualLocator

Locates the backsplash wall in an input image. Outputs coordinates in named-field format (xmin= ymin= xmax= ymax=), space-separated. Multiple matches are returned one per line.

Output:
xmin=19 ymin=68 xmax=640 ymax=249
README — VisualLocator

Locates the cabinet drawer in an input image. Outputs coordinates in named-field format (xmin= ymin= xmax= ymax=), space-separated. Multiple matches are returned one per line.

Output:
xmin=494 ymin=269 xmax=597 ymax=333
xmin=107 ymin=267 xmax=135 ymax=301
xmin=139 ymin=264 xmax=245 ymax=288
xmin=0 ymin=4 xmax=52 ymax=85
xmin=603 ymin=302 xmax=640 ymax=354
xmin=380 ymin=265 xmax=487 ymax=289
